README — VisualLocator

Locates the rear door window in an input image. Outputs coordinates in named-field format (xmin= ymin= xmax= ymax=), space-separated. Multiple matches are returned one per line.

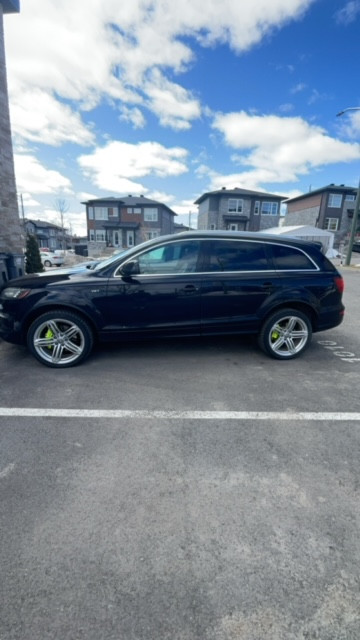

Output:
xmin=270 ymin=244 xmax=317 ymax=270
xmin=205 ymin=240 xmax=270 ymax=272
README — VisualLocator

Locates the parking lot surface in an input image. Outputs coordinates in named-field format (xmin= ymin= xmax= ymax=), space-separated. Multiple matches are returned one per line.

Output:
xmin=0 ymin=268 xmax=359 ymax=639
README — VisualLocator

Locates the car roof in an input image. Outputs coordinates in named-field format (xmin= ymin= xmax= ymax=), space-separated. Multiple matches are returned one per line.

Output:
xmin=154 ymin=230 xmax=322 ymax=250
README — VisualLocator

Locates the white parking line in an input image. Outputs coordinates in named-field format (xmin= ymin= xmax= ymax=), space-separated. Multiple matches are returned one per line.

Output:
xmin=0 ymin=408 xmax=359 ymax=421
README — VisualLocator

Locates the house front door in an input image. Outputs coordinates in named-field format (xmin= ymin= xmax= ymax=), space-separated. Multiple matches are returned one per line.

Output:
xmin=126 ymin=230 xmax=134 ymax=247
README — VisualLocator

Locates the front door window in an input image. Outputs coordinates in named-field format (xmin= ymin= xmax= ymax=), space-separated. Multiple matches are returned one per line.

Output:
xmin=136 ymin=240 xmax=200 ymax=274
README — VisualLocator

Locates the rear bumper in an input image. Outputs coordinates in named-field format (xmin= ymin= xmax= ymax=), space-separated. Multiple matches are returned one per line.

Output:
xmin=314 ymin=306 xmax=345 ymax=332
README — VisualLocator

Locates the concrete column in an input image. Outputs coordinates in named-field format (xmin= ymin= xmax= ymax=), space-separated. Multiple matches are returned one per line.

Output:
xmin=0 ymin=3 xmax=24 ymax=272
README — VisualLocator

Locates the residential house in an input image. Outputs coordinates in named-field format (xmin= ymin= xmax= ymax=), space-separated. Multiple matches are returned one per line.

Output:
xmin=83 ymin=196 xmax=176 ymax=249
xmin=24 ymin=219 xmax=67 ymax=250
xmin=284 ymin=184 xmax=358 ymax=247
xmin=195 ymin=187 xmax=285 ymax=232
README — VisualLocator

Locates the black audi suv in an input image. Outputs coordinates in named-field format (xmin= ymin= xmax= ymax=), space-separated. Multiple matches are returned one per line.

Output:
xmin=0 ymin=231 xmax=345 ymax=368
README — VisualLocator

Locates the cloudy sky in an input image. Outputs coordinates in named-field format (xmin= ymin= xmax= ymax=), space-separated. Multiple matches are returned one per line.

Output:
xmin=4 ymin=0 xmax=360 ymax=235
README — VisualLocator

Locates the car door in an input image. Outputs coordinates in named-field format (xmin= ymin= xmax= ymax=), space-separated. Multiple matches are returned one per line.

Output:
xmin=200 ymin=238 xmax=278 ymax=333
xmin=103 ymin=239 xmax=204 ymax=337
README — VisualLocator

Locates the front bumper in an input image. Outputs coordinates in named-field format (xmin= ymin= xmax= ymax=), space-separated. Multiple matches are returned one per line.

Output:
xmin=0 ymin=311 xmax=24 ymax=344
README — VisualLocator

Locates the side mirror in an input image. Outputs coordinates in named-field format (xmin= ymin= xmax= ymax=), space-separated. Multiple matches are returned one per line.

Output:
xmin=120 ymin=259 xmax=139 ymax=276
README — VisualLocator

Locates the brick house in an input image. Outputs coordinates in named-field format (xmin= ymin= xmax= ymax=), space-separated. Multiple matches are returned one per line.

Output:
xmin=284 ymin=184 xmax=358 ymax=247
xmin=83 ymin=195 xmax=177 ymax=249
xmin=195 ymin=187 xmax=285 ymax=232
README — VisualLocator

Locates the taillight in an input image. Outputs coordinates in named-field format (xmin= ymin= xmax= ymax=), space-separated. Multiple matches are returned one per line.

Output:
xmin=334 ymin=276 xmax=344 ymax=294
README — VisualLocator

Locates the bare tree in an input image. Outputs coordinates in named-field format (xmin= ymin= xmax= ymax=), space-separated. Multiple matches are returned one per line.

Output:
xmin=53 ymin=198 xmax=69 ymax=249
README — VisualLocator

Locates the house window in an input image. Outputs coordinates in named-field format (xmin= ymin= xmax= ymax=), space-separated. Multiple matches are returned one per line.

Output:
xmin=108 ymin=207 xmax=117 ymax=217
xmin=254 ymin=201 xmax=260 ymax=215
xmin=228 ymin=199 xmax=243 ymax=213
xmin=127 ymin=207 xmax=141 ymax=214
xmin=94 ymin=207 xmax=108 ymax=220
xmin=88 ymin=207 xmax=94 ymax=219
xmin=210 ymin=224 xmax=216 ymax=230
xmin=228 ymin=223 xmax=238 ymax=231
xmin=261 ymin=202 xmax=278 ymax=215
xmin=144 ymin=208 xmax=158 ymax=222
xmin=328 ymin=194 xmax=342 ymax=208
xmin=345 ymin=194 xmax=356 ymax=201
xmin=89 ymin=230 xmax=95 ymax=241
xmin=95 ymin=230 xmax=106 ymax=242
xmin=146 ymin=231 xmax=160 ymax=240
xmin=325 ymin=218 xmax=339 ymax=231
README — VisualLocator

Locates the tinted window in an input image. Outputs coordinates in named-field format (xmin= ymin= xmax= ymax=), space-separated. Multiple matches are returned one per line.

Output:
xmin=207 ymin=240 xmax=269 ymax=272
xmin=136 ymin=240 xmax=200 ymax=274
xmin=270 ymin=244 xmax=316 ymax=270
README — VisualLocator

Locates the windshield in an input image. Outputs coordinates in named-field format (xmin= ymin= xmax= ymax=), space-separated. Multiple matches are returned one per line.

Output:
xmin=91 ymin=249 xmax=132 ymax=271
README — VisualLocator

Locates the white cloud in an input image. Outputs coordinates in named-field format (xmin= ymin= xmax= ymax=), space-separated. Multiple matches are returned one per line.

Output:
xmin=334 ymin=1 xmax=360 ymax=25
xmin=10 ymin=85 xmax=95 ymax=146
xmin=290 ymin=82 xmax=307 ymax=94
xmin=212 ymin=111 xmax=360 ymax=186
xmin=14 ymin=154 xmax=73 ymax=195
xmin=20 ymin=193 xmax=41 ymax=208
xmin=78 ymin=140 xmax=189 ymax=192
xmin=337 ymin=109 xmax=360 ymax=139
xmin=144 ymin=70 xmax=201 ymax=130
xmin=5 ymin=0 xmax=316 ymax=140
xmin=279 ymin=103 xmax=295 ymax=113
xmin=119 ymin=106 xmax=146 ymax=129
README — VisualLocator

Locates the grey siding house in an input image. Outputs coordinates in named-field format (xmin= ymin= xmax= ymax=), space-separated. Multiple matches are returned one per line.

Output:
xmin=285 ymin=184 xmax=357 ymax=247
xmin=195 ymin=187 xmax=285 ymax=232
xmin=24 ymin=219 xmax=67 ymax=250
xmin=83 ymin=196 xmax=176 ymax=249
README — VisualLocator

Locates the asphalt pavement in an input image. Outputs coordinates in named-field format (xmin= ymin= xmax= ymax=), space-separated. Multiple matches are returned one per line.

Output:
xmin=0 ymin=268 xmax=359 ymax=639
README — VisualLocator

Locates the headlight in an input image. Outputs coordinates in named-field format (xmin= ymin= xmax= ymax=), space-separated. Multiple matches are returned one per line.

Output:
xmin=2 ymin=287 xmax=31 ymax=299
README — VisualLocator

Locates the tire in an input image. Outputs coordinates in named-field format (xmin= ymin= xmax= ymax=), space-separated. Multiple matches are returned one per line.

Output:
xmin=258 ymin=308 xmax=312 ymax=360
xmin=27 ymin=310 xmax=94 ymax=368
xmin=44 ymin=260 xmax=52 ymax=267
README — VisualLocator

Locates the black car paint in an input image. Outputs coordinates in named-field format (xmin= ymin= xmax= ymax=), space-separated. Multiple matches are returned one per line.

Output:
xmin=0 ymin=231 xmax=344 ymax=355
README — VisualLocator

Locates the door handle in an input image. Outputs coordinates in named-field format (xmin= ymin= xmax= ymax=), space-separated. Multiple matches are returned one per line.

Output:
xmin=180 ymin=284 xmax=199 ymax=294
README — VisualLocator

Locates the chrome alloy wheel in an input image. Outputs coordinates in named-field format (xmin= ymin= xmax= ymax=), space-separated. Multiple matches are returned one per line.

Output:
xmin=268 ymin=315 xmax=309 ymax=357
xmin=32 ymin=317 xmax=86 ymax=365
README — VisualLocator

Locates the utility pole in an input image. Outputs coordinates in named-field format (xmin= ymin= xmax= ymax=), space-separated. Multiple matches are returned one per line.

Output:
xmin=336 ymin=107 xmax=360 ymax=266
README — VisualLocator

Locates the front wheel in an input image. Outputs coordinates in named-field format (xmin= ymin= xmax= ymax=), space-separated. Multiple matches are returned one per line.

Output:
xmin=43 ymin=260 xmax=51 ymax=267
xmin=258 ymin=308 xmax=312 ymax=360
xmin=27 ymin=310 xmax=94 ymax=368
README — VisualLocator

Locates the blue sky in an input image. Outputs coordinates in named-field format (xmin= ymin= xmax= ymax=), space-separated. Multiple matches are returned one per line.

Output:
xmin=4 ymin=0 xmax=360 ymax=235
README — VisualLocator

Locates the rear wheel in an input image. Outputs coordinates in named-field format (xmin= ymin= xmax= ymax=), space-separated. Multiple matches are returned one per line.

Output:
xmin=258 ymin=308 xmax=312 ymax=359
xmin=27 ymin=310 xmax=94 ymax=368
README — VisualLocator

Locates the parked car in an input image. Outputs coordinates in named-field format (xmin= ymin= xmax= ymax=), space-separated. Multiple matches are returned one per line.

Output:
xmin=352 ymin=242 xmax=360 ymax=253
xmin=40 ymin=251 xmax=65 ymax=267
xmin=0 ymin=231 xmax=345 ymax=368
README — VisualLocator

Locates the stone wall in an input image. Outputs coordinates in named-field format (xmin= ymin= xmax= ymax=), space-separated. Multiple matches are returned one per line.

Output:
xmin=0 ymin=6 xmax=24 ymax=274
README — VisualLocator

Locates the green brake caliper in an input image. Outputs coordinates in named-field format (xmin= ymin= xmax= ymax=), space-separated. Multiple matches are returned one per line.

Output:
xmin=45 ymin=327 xmax=54 ymax=349
xmin=271 ymin=330 xmax=280 ymax=341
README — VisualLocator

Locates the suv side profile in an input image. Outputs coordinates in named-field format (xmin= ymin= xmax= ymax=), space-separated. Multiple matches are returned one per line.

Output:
xmin=0 ymin=231 xmax=345 ymax=368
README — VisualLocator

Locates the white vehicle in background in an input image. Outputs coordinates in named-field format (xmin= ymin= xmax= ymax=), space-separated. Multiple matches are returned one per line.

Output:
xmin=40 ymin=251 xmax=65 ymax=267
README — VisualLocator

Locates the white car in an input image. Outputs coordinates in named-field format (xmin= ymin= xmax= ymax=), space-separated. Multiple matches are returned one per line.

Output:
xmin=40 ymin=251 xmax=65 ymax=267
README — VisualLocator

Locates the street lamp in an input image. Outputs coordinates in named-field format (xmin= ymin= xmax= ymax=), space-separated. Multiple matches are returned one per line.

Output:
xmin=336 ymin=107 xmax=360 ymax=266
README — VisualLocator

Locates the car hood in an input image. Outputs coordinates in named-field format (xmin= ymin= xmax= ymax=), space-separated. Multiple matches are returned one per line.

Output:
xmin=1 ymin=270 xmax=96 ymax=290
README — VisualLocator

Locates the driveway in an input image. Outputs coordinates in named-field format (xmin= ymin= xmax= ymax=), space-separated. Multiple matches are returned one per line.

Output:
xmin=0 ymin=268 xmax=359 ymax=639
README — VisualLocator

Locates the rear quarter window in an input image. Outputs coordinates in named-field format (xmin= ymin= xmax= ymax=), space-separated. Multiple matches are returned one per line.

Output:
xmin=270 ymin=244 xmax=317 ymax=270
